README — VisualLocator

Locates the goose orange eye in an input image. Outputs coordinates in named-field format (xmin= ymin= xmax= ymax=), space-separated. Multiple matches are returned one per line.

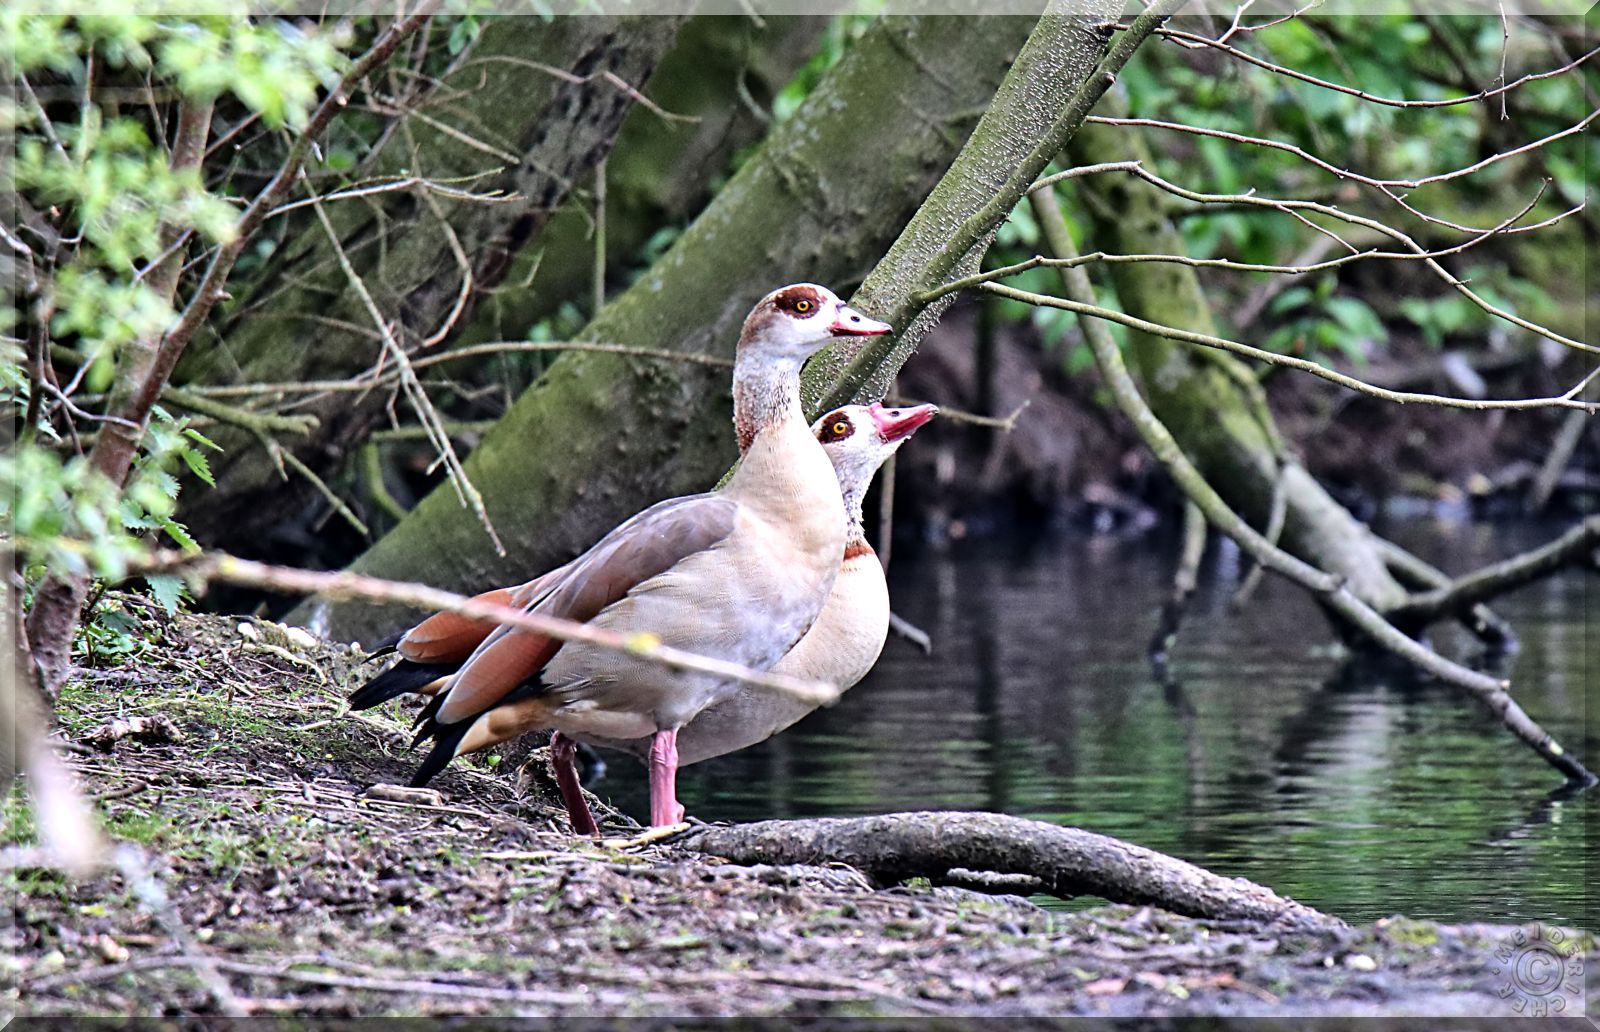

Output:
xmin=794 ymin=299 xmax=812 ymax=313
xmin=831 ymin=421 xmax=849 ymax=436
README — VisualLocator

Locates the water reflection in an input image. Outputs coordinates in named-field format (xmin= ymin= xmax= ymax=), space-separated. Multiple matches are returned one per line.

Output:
xmin=601 ymin=520 xmax=1595 ymax=928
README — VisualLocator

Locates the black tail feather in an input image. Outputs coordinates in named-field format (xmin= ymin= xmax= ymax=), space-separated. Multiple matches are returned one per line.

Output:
xmin=348 ymin=659 xmax=456 ymax=711
xmin=369 ymin=630 xmax=405 ymax=656
xmin=411 ymin=693 xmax=446 ymax=739
xmin=410 ymin=717 xmax=476 ymax=787
xmin=408 ymin=676 xmax=549 ymax=780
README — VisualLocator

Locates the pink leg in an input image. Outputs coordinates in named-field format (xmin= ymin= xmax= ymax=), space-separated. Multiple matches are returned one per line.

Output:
xmin=647 ymin=728 xmax=685 ymax=827
xmin=549 ymin=732 xmax=599 ymax=837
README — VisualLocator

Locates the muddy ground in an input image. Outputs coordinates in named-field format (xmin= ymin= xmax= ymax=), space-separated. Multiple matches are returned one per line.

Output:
xmin=3 ymin=602 xmax=1590 ymax=1018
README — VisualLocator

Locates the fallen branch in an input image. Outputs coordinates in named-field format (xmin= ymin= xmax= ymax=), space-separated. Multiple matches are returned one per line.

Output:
xmin=677 ymin=812 xmax=1341 ymax=933
xmin=1386 ymin=516 xmax=1600 ymax=630
xmin=82 ymin=714 xmax=185 ymax=753
xmin=1376 ymin=539 xmax=1516 ymax=651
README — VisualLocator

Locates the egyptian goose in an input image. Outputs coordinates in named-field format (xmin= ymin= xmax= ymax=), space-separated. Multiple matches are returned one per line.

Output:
xmin=400 ymin=284 xmax=889 ymax=827
xmin=351 ymin=400 xmax=936 ymax=833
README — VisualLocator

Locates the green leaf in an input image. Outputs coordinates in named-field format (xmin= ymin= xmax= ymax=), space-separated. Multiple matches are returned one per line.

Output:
xmin=183 ymin=426 xmax=222 ymax=451
xmin=180 ymin=446 xmax=215 ymax=487
xmin=145 ymin=574 xmax=186 ymax=615
xmin=160 ymin=517 xmax=199 ymax=553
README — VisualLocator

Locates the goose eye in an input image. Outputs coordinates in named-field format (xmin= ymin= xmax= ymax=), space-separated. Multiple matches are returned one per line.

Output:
xmin=831 ymin=421 xmax=849 ymax=437
xmin=794 ymin=299 xmax=812 ymax=314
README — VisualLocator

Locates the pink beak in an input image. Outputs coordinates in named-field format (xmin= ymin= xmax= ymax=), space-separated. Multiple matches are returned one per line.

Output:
xmin=869 ymin=402 xmax=938 ymax=443
xmin=829 ymin=304 xmax=892 ymax=337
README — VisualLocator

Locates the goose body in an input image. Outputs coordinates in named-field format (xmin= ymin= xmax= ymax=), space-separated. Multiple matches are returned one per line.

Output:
xmin=386 ymin=284 xmax=890 ymax=826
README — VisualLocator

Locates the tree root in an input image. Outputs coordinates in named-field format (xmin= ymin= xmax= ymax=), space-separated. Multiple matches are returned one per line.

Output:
xmin=676 ymin=812 xmax=1343 ymax=934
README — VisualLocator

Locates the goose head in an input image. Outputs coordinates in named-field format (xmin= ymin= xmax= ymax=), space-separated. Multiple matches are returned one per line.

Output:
xmin=737 ymin=283 xmax=892 ymax=365
xmin=814 ymin=401 xmax=938 ymax=500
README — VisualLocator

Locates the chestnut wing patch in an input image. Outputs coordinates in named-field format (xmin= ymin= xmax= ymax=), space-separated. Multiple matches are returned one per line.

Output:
xmin=433 ymin=493 xmax=740 ymax=725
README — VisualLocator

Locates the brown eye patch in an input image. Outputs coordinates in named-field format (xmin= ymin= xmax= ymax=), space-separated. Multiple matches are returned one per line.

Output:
xmin=772 ymin=285 xmax=824 ymax=317
xmin=816 ymin=411 xmax=854 ymax=444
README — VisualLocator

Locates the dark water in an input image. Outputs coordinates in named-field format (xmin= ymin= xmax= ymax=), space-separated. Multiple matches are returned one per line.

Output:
xmin=604 ymin=519 xmax=1596 ymax=929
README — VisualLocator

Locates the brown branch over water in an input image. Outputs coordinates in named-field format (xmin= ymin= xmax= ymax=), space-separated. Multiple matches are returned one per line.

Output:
xmin=1027 ymin=185 xmax=1594 ymax=788
xmin=1386 ymin=516 xmax=1600 ymax=630
xmin=678 ymin=812 xmax=1341 ymax=933
xmin=1375 ymin=539 xmax=1516 ymax=651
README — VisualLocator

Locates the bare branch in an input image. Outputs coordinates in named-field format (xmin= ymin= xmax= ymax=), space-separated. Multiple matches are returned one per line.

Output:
xmin=1028 ymin=162 xmax=1597 ymax=357
xmin=921 ymin=186 xmax=1553 ymax=305
xmin=161 ymin=7 xmax=441 ymax=386
xmin=306 ymin=170 xmax=505 ymax=556
xmin=1149 ymin=25 xmax=1599 ymax=110
xmin=1085 ymin=111 xmax=1599 ymax=193
xmin=263 ymin=173 xmax=517 ymax=222
xmin=1376 ymin=539 xmax=1516 ymax=651
xmin=1387 ymin=516 xmax=1600 ymax=628
xmin=980 ymin=281 xmax=1599 ymax=413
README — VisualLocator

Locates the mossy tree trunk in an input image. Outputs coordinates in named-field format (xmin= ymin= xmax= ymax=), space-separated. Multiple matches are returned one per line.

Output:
xmin=1066 ymin=118 xmax=1409 ymax=613
xmin=303 ymin=14 xmax=1054 ymax=642
xmin=177 ymin=16 xmax=685 ymax=553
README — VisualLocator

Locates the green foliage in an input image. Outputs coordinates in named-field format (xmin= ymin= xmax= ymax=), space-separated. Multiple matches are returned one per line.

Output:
xmin=1264 ymin=280 xmax=1387 ymax=365
xmin=76 ymin=592 xmax=159 ymax=666
xmin=977 ymin=15 xmax=1593 ymax=380
xmin=2 ymin=14 xmax=348 ymax=592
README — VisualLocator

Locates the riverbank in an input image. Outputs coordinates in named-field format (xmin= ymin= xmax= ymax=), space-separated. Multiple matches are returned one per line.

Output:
xmin=4 ymin=605 xmax=1588 ymax=1017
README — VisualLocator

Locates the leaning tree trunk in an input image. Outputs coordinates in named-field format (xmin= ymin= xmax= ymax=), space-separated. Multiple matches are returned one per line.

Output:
xmin=177 ymin=16 xmax=685 ymax=554
xmin=302 ymin=13 xmax=1057 ymax=641
xmin=1066 ymin=118 xmax=1410 ymax=613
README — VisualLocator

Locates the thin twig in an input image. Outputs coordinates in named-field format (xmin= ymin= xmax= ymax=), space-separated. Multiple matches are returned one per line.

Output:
xmin=1232 ymin=462 xmax=1287 ymax=608
xmin=1085 ymin=111 xmax=1599 ymax=193
xmin=1148 ymin=25 xmax=1599 ymax=110
xmin=1027 ymin=162 xmax=1597 ymax=356
xmin=270 ymin=441 xmax=370 ymax=539
xmin=158 ymin=7 xmax=441 ymax=409
xmin=109 ymin=549 xmax=842 ymax=708
xmin=305 ymin=170 xmax=504 ymax=556
xmin=981 ymin=281 xmax=1599 ymax=413
xmin=592 ymin=154 xmax=607 ymax=318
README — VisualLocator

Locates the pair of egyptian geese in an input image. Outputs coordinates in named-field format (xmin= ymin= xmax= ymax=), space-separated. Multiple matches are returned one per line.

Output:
xmin=350 ymin=284 xmax=936 ymax=834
